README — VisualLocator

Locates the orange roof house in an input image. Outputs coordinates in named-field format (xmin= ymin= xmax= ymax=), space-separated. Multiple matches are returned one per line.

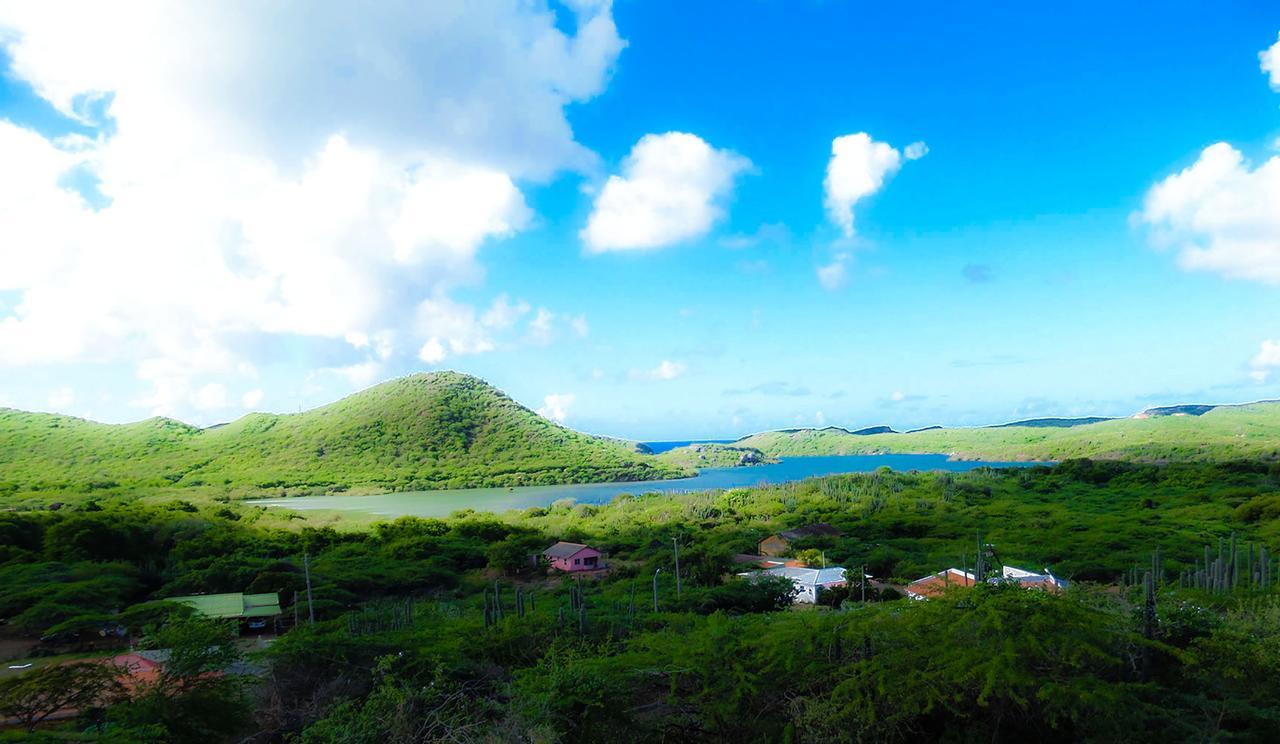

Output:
xmin=905 ymin=568 xmax=977 ymax=599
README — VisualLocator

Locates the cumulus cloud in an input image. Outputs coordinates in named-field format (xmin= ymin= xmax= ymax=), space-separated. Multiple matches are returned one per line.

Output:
xmin=1262 ymin=32 xmax=1280 ymax=90
xmin=529 ymin=308 xmax=556 ymax=345
xmin=242 ymin=389 xmax=265 ymax=409
xmin=1139 ymin=36 xmax=1280 ymax=284
xmin=536 ymin=393 xmax=575 ymax=423
xmin=1250 ymin=340 xmax=1280 ymax=382
xmin=903 ymin=141 xmax=929 ymax=161
xmin=414 ymin=296 xmax=497 ymax=365
xmin=581 ymin=132 xmax=750 ymax=252
xmin=1140 ymin=142 xmax=1280 ymax=283
xmin=824 ymin=132 xmax=923 ymax=237
xmin=633 ymin=360 xmax=686 ymax=381
xmin=0 ymin=1 xmax=623 ymax=422
xmin=481 ymin=294 xmax=532 ymax=330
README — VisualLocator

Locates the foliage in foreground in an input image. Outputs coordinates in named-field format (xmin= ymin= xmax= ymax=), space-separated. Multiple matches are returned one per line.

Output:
xmin=5 ymin=460 xmax=1280 ymax=739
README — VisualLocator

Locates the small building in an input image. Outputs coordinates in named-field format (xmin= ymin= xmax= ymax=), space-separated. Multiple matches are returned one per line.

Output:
xmin=906 ymin=568 xmax=977 ymax=600
xmin=165 ymin=592 xmax=282 ymax=632
xmin=757 ymin=523 xmax=843 ymax=557
xmin=758 ymin=565 xmax=848 ymax=603
xmin=906 ymin=565 xmax=1068 ymax=600
xmin=542 ymin=541 xmax=605 ymax=572
xmin=732 ymin=553 xmax=806 ymax=569
xmin=998 ymin=565 xmax=1068 ymax=592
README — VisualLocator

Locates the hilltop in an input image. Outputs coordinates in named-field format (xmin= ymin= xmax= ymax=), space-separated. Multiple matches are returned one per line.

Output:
xmin=0 ymin=372 xmax=688 ymax=499
xmin=736 ymin=401 xmax=1280 ymax=462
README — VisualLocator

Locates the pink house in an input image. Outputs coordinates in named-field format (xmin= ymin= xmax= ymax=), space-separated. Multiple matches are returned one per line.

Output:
xmin=543 ymin=541 xmax=605 ymax=572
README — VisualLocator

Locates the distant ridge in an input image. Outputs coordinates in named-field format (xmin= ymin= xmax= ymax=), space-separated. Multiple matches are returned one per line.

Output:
xmin=990 ymin=417 xmax=1114 ymax=429
xmin=1136 ymin=405 xmax=1217 ymax=418
xmin=734 ymin=399 xmax=1280 ymax=463
xmin=852 ymin=425 xmax=897 ymax=435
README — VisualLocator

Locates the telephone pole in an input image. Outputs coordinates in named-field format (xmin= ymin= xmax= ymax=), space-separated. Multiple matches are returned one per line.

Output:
xmin=303 ymin=552 xmax=316 ymax=624
xmin=653 ymin=568 xmax=662 ymax=612
xmin=672 ymin=537 xmax=682 ymax=598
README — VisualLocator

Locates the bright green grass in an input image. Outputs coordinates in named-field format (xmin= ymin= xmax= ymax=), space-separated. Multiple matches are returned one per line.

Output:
xmin=737 ymin=403 xmax=1280 ymax=462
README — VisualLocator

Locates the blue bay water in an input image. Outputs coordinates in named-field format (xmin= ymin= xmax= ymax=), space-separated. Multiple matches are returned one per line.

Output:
xmin=253 ymin=454 xmax=1041 ymax=519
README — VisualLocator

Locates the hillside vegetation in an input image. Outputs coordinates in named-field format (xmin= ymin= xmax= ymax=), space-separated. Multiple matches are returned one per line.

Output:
xmin=0 ymin=372 xmax=688 ymax=500
xmin=6 ymin=460 xmax=1280 ymax=740
xmin=738 ymin=402 xmax=1280 ymax=462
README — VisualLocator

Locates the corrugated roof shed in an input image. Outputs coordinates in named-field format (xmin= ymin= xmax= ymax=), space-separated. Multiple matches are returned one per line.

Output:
xmin=778 ymin=523 xmax=843 ymax=540
xmin=543 ymin=541 xmax=591 ymax=559
xmin=167 ymin=592 xmax=281 ymax=619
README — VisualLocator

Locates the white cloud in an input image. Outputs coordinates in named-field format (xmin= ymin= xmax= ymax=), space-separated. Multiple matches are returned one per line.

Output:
xmin=815 ymin=410 xmax=826 ymax=426
xmin=481 ymin=294 xmax=531 ymax=330
xmin=1140 ymin=35 xmax=1280 ymax=284
xmin=1262 ymin=32 xmax=1280 ymax=91
xmin=0 ymin=1 xmax=623 ymax=422
xmin=824 ymin=133 xmax=922 ymax=237
xmin=191 ymin=383 xmax=228 ymax=411
xmin=1140 ymin=142 xmax=1280 ymax=283
xmin=891 ymin=390 xmax=905 ymax=402
xmin=536 ymin=392 xmax=575 ymax=423
xmin=1250 ymin=340 xmax=1280 ymax=382
xmin=570 ymin=314 xmax=590 ymax=338
xmin=581 ymin=132 xmax=750 ymax=252
xmin=47 ymin=386 xmax=75 ymax=409
xmin=816 ymin=252 xmax=851 ymax=291
xmin=634 ymin=359 xmax=686 ymax=381
xmin=414 ymin=296 xmax=496 ymax=359
xmin=242 ymin=389 xmax=264 ymax=409
xmin=417 ymin=339 xmax=448 ymax=365
xmin=529 ymin=308 xmax=556 ymax=344
xmin=903 ymin=141 xmax=929 ymax=161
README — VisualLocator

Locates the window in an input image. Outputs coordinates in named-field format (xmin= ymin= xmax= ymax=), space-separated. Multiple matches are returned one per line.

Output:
xmin=574 ymin=558 xmax=580 ymax=565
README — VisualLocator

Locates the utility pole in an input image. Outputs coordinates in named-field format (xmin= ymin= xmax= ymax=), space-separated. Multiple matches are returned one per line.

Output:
xmin=303 ymin=552 xmax=316 ymax=625
xmin=653 ymin=568 xmax=662 ymax=612
xmin=672 ymin=537 xmax=682 ymax=598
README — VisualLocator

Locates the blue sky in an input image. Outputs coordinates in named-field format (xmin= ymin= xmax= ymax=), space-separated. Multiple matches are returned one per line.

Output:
xmin=2 ymin=2 xmax=1280 ymax=439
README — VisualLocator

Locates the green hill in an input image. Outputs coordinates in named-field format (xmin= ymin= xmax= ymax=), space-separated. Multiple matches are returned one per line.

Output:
xmin=0 ymin=372 xmax=688 ymax=499
xmin=736 ymin=402 xmax=1280 ymax=462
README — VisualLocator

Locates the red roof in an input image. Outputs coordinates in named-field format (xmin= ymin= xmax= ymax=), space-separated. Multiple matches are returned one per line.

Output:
xmin=906 ymin=569 xmax=976 ymax=599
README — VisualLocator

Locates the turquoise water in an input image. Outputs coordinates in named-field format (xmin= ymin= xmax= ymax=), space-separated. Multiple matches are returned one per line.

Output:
xmin=252 ymin=454 xmax=1040 ymax=519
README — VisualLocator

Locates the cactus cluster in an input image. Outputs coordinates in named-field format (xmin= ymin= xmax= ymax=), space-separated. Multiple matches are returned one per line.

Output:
xmin=1176 ymin=533 xmax=1274 ymax=593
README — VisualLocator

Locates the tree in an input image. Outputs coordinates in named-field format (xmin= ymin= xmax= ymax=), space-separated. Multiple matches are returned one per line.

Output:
xmin=106 ymin=617 xmax=250 ymax=742
xmin=792 ymin=548 xmax=824 ymax=567
xmin=0 ymin=661 xmax=125 ymax=732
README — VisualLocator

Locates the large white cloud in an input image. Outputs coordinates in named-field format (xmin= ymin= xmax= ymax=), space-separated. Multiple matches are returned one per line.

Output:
xmin=581 ymin=132 xmax=750 ymax=252
xmin=1250 ymin=339 xmax=1280 ymax=382
xmin=1140 ymin=144 xmax=1280 ymax=283
xmin=1139 ymin=34 xmax=1280 ymax=285
xmin=1262 ymin=32 xmax=1280 ymax=91
xmin=823 ymin=133 xmax=922 ymax=237
xmin=0 ymin=1 xmax=623 ymax=421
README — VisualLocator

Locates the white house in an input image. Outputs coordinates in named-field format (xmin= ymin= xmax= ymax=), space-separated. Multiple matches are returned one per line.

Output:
xmin=998 ymin=565 xmax=1068 ymax=591
xmin=758 ymin=565 xmax=848 ymax=603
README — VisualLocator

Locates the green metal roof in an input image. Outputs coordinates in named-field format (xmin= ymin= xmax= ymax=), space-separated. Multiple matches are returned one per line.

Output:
xmin=167 ymin=592 xmax=282 ymax=619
